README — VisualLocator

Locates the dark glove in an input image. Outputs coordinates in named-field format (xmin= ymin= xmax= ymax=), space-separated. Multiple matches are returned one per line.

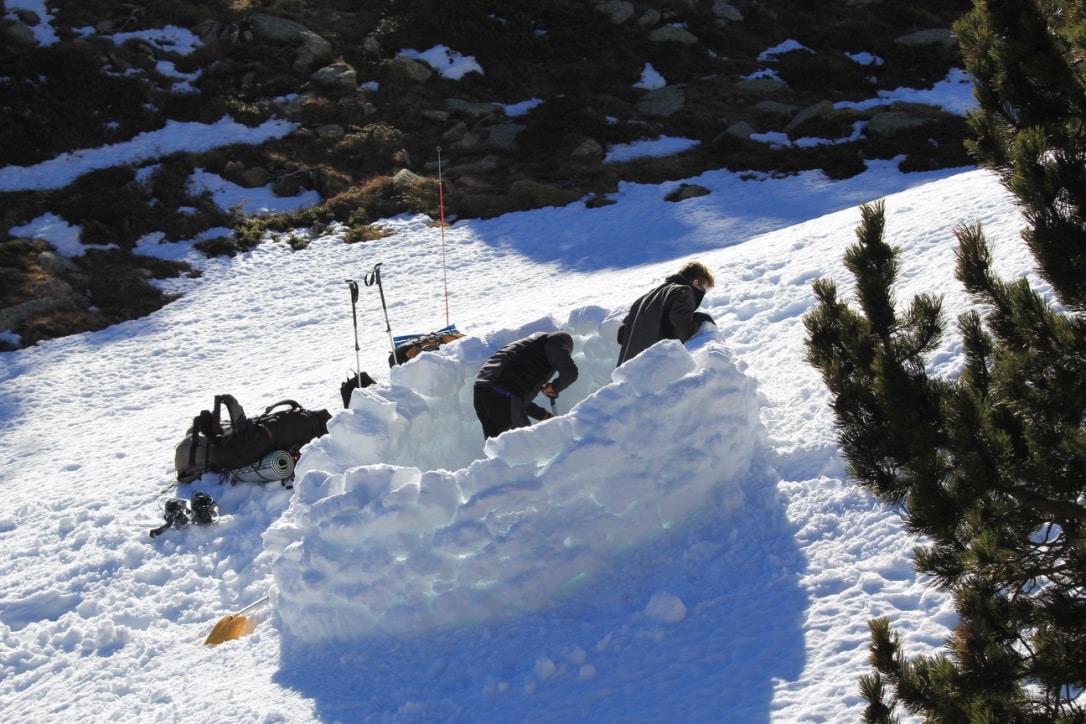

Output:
xmin=692 ymin=311 xmax=715 ymax=326
xmin=542 ymin=383 xmax=558 ymax=399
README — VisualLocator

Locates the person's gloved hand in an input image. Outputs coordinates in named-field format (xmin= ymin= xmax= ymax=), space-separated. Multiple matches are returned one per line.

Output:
xmin=541 ymin=411 xmax=553 ymax=420
xmin=692 ymin=311 xmax=715 ymax=326
xmin=542 ymin=383 xmax=558 ymax=399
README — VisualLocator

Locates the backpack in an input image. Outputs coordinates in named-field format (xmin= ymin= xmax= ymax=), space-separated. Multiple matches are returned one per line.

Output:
xmin=340 ymin=369 xmax=377 ymax=408
xmin=389 ymin=325 xmax=465 ymax=367
xmin=174 ymin=394 xmax=331 ymax=484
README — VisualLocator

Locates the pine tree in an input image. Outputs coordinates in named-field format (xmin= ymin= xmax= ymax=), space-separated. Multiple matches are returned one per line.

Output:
xmin=803 ymin=1 xmax=1086 ymax=720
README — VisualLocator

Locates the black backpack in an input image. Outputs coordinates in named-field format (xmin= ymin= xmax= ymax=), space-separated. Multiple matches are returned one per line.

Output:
xmin=175 ymin=394 xmax=330 ymax=483
xmin=340 ymin=370 xmax=377 ymax=408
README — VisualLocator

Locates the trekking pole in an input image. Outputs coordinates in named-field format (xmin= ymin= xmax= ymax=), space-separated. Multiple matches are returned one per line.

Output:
xmin=364 ymin=263 xmax=397 ymax=365
xmin=345 ymin=279 xmax=362 ymax=387
xmin=437 ymin=146 xmax=450 ymax=327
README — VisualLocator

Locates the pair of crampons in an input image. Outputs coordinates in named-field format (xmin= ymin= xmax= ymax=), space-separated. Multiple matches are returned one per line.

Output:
xmin=149 ymin=492 xmax=219 ymax=538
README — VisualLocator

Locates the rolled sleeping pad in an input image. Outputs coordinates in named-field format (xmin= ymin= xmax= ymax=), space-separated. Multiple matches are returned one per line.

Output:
xmin=230 ymin=449 xmax=295 ymax=484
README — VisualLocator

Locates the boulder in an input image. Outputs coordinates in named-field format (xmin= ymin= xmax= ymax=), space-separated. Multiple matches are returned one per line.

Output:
xmin=572 ymin=138 xmax=605 ymax=160
xmin=711 ymin=2 xmax=744 ymax=21
xmin=895 ymin=28 xmax=956 ymax=49
xmin=866 ymin=110 xmax=930 ymax=136
xmin=388 ymin=55 xmax=432 ymax=83
xmin=724 ymin=121 xmax=756 ymax=139
xmin=247 ymin=13 xmax=333 ymax=72
xmin=637 ymin=86 xmax=686 ymax=117
xmin=665 ymin=183 xmax=711 ymax=202
xmin=784 ymin=100 xmax=835 ymax=134
xmin=486 ymin=123 xmax=526 ymax=152
xmin=310 ymin=62 xmax=358 ymax=93
xmin=446 ymin=98 xmax=503 ymax=119
xmin=597 ymin=1 xmax=635 ymax=24
xmin=649 ymin=26 xmax=699 ymax=45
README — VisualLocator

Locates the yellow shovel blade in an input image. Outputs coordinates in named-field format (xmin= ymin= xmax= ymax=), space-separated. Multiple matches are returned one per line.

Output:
xmin=203 ymin=613 xmax=257 ymax=646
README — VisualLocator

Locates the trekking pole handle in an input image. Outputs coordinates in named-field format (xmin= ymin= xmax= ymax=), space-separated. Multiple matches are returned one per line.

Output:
xmin=345 ymin=280 xmax=361 ymax=357
xmin=363 ymin=263 xmax=382 ymax=289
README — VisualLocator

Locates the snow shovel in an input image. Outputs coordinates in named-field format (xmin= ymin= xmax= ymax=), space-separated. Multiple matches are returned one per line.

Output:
xmin=203 ymin=594 xmax=271 ymax=646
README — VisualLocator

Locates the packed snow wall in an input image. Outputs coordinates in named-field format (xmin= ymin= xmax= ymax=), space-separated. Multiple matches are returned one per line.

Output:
xmin=264 ymin=307 xmax=767 ymax=643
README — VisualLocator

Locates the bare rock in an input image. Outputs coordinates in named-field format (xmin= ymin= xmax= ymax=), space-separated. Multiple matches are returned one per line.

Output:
xmin=388 ymin=55 xmax=433 ymax=83
xmin=649 ymin=26 xmax=699 ymax=45
xmin=247 ymin=13 xmax=334 ymax=72
xmin=724 ymin=121 xmax=756 ymax=139
xmin=637 ymin=9 xmax=661 ymax=27
xmin=486 ymin=123 xmax=526 ymax=152
xmin=785 ymin=100 xmax=835 ymax=134
xmin=316 ymin=124 xmax=346 ymax=139
xmin=238 ymin=167 xmax=273 ymax=188
xmin=3 ymin=18 xmax=38 ymax=45
xmin=446 ymin=98 xmax=503 ymax=119
xmin=665 ymin=183 xmax=711 ymax=202
xmin=393 ymin=168 xmax=424 ymax=185
xmin=441 ymin=121 xmax=470 ymax=144
xmin=310 ymin=62 xmax=358 ymax=93
xmin=572 ymin=138 xmax=605 ymax=160
xmin=711 ymin=2 xmax=744 ymax=21
xmin=313 ymin=168 xmax=351 ymax=197
xmin=419 ymin=109 xmax=451 ymax=123
xmin=0 ymin=277 xmax=88 ymax=332
xmin=637 ymin=86 xmax=686 ymax=117
xmin=895 ymin=28 xmax=956 ymax=48
xmin=752 ymin=100 xmax=802 ymax=116
xmin=866 ymin=109 xmax=930 ymax=136
xmin=735 ymin=76 xmax=788 ymax=94
xmin=38 ymin=250 xmax=78 ymax=273
xmin=597 ymin=1 xmax=635 ymax=25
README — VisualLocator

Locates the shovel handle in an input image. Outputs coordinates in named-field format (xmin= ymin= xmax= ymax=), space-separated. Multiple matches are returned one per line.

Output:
xmin=235 ymin=594 xmax=271 ymax=616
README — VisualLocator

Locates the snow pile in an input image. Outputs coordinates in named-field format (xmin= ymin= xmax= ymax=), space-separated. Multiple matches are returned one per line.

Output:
xmin=266 ymin=309 xmax=766 ymax=643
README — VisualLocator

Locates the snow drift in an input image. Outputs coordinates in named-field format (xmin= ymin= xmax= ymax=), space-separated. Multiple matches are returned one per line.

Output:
xmin=265 ymin=308 xmax=767 ymax=643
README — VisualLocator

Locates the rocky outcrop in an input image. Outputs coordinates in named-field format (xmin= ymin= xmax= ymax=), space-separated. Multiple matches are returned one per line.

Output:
xmin=245 ymin=13 xmax=334 ymax=72
xmin=0 ymin=0 xmax=974 ymax=348
xmin=0 ymin=250 xmax=89 ymax=333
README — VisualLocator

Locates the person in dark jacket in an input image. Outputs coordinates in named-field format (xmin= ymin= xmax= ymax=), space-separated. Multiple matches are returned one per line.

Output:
xmin=616 ymin=261 xmax=715 ymax=367
xmin=474 ymin=331 xmax=578 ymax=438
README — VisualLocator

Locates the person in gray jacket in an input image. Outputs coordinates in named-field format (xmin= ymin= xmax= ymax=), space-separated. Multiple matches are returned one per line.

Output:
xmin=616 ymin=261 xmax=715 ymax=367
xmin=473 ymin=331 xmax=578 ymax=438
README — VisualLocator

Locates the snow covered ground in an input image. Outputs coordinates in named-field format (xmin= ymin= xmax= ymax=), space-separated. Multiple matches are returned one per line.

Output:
xmin=0 ymin=6 xmax=1043 ymax=722
xmin=0 ymin=163 xmax=1038 ymax=722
